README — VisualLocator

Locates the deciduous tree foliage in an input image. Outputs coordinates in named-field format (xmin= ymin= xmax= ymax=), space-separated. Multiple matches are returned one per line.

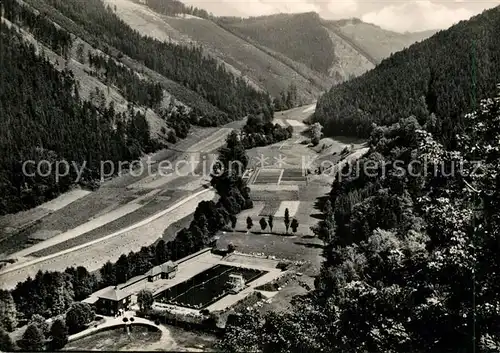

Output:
xmin=259 ymin=217 xmax=268 ymax=231
xmin=247 ymin=217 xmax=254 ymax=230
xmin=65 ymin=303 xmax=94 ymax=334
xmin=137 ymin=290 xmax=154 ymax=314
xmin=50 ymin=318 xmax=68 ymax=350
xmin=240 ymin=115 xmax=293 ymax=149
xmin=29 ymin=314 xmax=49 ymax=337
xmin=17 ymin=324 xmax=45 ymax=352
xmin=0 ymin=328 xmax=15 ymax=352
xmin=219 ymin=87 xmax=500 ymax=353
xmin=0 ymin=290 xmax=17 ymax=332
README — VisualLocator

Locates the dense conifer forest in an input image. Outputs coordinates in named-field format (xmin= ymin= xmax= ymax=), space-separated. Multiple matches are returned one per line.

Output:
xmin=87 ymin=52 xmax=164 ymax=109
xmin=139 ymin=0 xmax=211 ymax=19
xmin=26 ymin=0 xmax=272 ymax=120
xmin=313 ymin=6 xmax=500 ymax=149
xmin=0 ymin=23 xmax=155 ymax=215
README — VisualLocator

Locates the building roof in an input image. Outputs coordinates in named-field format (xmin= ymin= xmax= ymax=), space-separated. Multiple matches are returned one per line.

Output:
xmin=117 ymin=274 xmax=147 ymax=290
xmin=82 ymin=296 xmax=99 ymax=304
xmin=146 ymin=260 xmax=177 ymax=277
xmin=96 ymin=286 xmax=131 ymax=301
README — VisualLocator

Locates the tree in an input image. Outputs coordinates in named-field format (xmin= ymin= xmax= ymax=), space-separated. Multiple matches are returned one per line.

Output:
xmin=284 ymin=208 xmax=290 ymax=234
xmin=99 ymin=261 xmax=116 ymax=287
xmin=230 ymin=215 xmax=237 ymax=229
xmin=65 ymin=267 xmax=97 ymax=301
xmin=50 ymin=318 xmax=68 ymax=350
xmin=259 ymin=217 xmax=268 ymax=231
xmin=323 ymin=199 xmax=333 ymax=217
xmin=246 ymin=217 xmax=253 ymax=231
xmin=29 ymin=314 xmax=49 ymax=337
xmin=0 ymin=328 xmax=15 ymax=352
xmin=65 ymin=302 xmax=94 ymax=334
xmin=309 ymin=122 xmax=323 ymax=146
xmin=155 ymin=239 xmax=168 ymax=265
xmin=18 ymin=324 xmax=45 ymax=352
xmin=291 ymin=219 xmax=299 ymax=233
xmin=268 ymin=215 xmax=274 ymax=232
xmin=115 ymin=254 xmax=131 ymax=283
xmin=0 ymin=290 xmax=17 ymax=332
xmin=137 ymin=289 xmax=154 ymax=314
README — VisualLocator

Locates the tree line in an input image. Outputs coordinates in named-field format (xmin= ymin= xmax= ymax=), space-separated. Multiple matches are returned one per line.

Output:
xmin=141 ymin=0 xmax=211 ymax=20
xmin=0 ymin=288 xmax=97 ymax=351
xmin=0 ymin=131 xmax=252 ymax=351
xmin=240 ymin=115 xmax=293 ymax=149
xmin=243 ymin=209 xmax=300 ymax=234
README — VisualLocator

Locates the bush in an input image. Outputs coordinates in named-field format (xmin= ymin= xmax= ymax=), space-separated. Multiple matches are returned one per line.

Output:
xmin=276 ymin=261 xmax=290 ymax=271
xmin=65 ymin=303 xmax=94 ymax=334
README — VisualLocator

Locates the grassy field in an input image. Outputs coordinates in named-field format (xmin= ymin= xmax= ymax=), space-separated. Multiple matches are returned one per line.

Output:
xmin=30 ymin=190 xmax=191 ymax=257
xmin=63 ymin=326 xmax=161 ymax=351
xmin=217 ymin=232 xmax=324 ymax=270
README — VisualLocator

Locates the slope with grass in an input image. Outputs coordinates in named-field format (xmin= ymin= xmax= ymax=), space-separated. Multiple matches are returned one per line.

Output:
xmin=102 ymin=0 xmax=327 ymax=102
xmin=332 ymin=18 xmax=437 ymax=63
xmin=218 ymin=13 xmax=435 ymax=83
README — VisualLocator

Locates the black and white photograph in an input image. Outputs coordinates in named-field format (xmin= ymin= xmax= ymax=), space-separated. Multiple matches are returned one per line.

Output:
xmin=0 ymin=0 xmax=499 ymax=351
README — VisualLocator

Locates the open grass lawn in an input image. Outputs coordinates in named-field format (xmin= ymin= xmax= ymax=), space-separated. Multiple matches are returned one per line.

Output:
xmin=217 ymin=232 xmax=324 ymax=269
xmin=251 ymin=189 xmax=300 ymax=201
xmin=166 ymin=325 xmax=217 ymax=351
xmin=280 ymin=168 xmax=307 ymax=182
xmin=63 ymin=325 xmax=161 ymax=351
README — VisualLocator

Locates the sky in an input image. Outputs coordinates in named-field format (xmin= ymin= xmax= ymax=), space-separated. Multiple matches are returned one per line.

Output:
xmin=181 ymin=0 xmax=500 ymax=32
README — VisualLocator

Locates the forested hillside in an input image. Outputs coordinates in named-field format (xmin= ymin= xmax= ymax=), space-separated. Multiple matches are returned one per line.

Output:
xmin=0 ymin=22 xmax=154 ymax=215
xmin=313 ymin=6 xmax=500 ymax=148
xmin=218 ymin=13 xmax=337 ymax=75
xmin=0 ymin=0 xmax=277 ymax=215
xmin=330 ymin=18 xmax=436 ymax=63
